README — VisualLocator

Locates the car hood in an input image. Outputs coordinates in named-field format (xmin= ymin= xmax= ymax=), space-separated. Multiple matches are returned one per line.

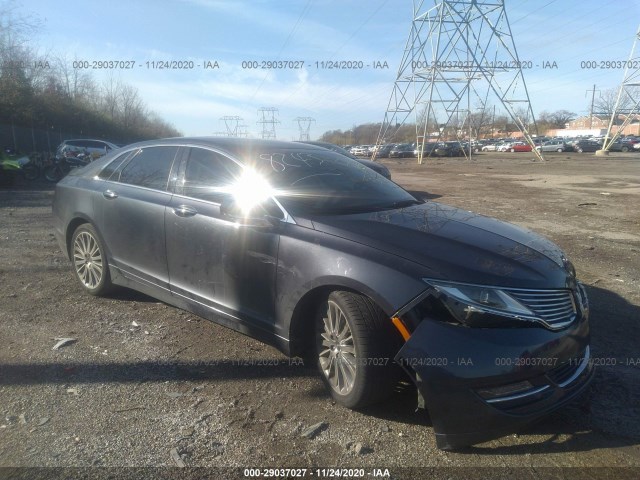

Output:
xmin=310 ymin=202 xmax=574 ymax=289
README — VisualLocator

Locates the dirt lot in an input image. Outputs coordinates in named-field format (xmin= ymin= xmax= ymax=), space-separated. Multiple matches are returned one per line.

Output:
xmin=1 ymin=151 xmax=639 ymax=478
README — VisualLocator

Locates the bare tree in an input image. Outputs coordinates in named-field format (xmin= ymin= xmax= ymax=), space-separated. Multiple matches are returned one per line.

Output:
xmin=100 ymin=75 xmax=123 ymax=121
xmin=594 ymin=87 xmax=634 ymax=115
xmin=119 ymin=84 xmax=146 ymax=129
xmin=538 ymin=110 xmax=576 ymax=128
xmin=466 ymin=106 xmax=493 ymax=138
xmin=54 ymin=55 xmax=94 ymax=101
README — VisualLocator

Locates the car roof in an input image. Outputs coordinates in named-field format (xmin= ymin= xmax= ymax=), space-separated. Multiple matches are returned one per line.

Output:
xmin=118 ymin=137 xmax=328 ymax=159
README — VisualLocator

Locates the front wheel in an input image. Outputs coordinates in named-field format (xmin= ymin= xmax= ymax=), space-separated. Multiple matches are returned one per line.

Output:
xmin=70 ymin=224 xmax=114 ymax=296
xmin=315 ymin=291 xmax=402 ymax=409
xmin=557 ymin=148 xmax=563 ymax=152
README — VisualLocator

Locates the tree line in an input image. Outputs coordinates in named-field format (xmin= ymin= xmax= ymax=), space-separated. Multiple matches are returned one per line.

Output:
xmin=318 ymin=107 xmax=588 ymax=146
xmin=0 ymin=2 xmax=180 ymax=146
xmin=319 ymin=89 xmax=638 ymax=145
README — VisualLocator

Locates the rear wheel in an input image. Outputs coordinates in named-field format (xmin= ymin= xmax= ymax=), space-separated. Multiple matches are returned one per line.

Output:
xmin=622 ymin=146 xmax=629 ymax=152
xmin=23 ymin=163 xmax=40 ymax=180
xmin=557 ymin=148 xmax=563 ymax=152
xmin=315 ymin=291 xmax=402 ymax=409
xmin=71 ymin=224 xmax=114 ymax=296
xmin=44 ymin=165 xmax=60 ymax=182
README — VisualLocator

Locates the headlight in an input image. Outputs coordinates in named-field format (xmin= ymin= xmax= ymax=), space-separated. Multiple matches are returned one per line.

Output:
xmin=423 ymin=279 xmax=539 ymax=327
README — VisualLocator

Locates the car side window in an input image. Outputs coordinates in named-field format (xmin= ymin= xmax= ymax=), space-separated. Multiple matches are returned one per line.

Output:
xmin=98 ymin=151 xmax=133 ymax=180
xmin=117 ymin=146 xmax=178 ymax=190
xmin=181 ymin=147 xmax=241 ymax=203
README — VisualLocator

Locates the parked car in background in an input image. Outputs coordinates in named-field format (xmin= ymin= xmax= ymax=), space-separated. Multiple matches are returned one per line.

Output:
xmin=620 ymin=136 xmax=640 ymax=146
xmin=508 ymin=142 xmax=533 ymax=152
xmin=412 ymin=143 xmax=438 ymax=157
xmin=55 ymin=139 xmax=119 ymax=161
xmin=52 ymin=137 xmax=592 ymax=451
xmin=603 ymin=140 xmax=630 ymax=152
xmin=296 ymin=141 xmax=391 ymax=179
xmin=435 ymin=142 xmax=465 ymax=157
xmin=350 ymin=145 xmax=372 ymax=156
xmin=389 ymin=143 xmax=416 ymax=158
xmin=481 ymin=143 xmax=500 ymax=152
xmin=572 ymin=140 xmax=601 ymax=153
xmin=497 ymin=142 xmax=514 ymax=152
xmin=374 ymin=144 xmax=395 ymax=158
xmin=536 ymin=140 xmax=572 ymax=153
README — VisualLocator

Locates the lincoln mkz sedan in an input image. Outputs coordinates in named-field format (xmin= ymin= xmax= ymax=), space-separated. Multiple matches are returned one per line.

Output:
xmin=52 ymin=138 xmax=593 ymax=449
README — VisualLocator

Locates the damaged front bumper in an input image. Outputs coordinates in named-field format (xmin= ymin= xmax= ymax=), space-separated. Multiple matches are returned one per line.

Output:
xmin=394 ymin=311 xmax=593 ymax=450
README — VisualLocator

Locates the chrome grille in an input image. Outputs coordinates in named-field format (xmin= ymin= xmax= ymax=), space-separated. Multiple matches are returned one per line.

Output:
xmin=505 ymin=288 xmax=577 ymax=330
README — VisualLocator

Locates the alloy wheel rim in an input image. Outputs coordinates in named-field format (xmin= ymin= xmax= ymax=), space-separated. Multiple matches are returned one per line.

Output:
xmin=319 ymin=300 xmax=357 ymax=395
xmin=73 ymin=231 xmax=103 ymax=289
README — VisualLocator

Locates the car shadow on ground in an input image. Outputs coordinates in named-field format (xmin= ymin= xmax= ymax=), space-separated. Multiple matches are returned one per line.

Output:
xmin=0 ymin=358 xmax=315 ymax=386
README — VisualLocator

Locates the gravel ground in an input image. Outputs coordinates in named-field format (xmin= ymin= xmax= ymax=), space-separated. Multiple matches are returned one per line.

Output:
xmin=0 ymin=151 xmax=639 ymax=479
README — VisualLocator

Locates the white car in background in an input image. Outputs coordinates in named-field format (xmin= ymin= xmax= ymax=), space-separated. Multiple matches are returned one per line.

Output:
xmin=350 ymin=145 xmax=372 ymax=156
xmin=497 ymin=142 xmax=514 ymax=152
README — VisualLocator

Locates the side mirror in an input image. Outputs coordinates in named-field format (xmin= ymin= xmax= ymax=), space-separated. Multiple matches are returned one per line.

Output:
xmin=219 ymin=197 xmax=280 ymax=228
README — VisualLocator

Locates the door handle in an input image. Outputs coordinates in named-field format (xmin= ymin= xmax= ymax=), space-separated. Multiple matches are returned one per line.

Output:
xmin=173 ymin=205 xmax=198 ymax=217
xmin=103 ymin=189 xmax=118 ymax=199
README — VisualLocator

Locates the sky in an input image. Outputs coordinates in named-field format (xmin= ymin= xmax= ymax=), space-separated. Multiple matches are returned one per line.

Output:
xmin=17 ymin=0 xmax=640 ymax=139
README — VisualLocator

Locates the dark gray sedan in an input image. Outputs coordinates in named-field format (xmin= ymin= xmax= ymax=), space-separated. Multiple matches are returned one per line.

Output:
xmin=52 ymin=137 xmax=592 ymax=449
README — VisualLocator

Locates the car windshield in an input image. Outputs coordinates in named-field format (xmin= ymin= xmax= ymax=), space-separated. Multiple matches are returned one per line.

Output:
xmin=249 ymin=149 xmax=418 ymax=215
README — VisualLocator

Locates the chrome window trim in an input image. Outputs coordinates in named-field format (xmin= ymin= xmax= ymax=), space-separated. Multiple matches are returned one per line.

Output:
xmin=94 ymin=142 xmax=297 ymax=225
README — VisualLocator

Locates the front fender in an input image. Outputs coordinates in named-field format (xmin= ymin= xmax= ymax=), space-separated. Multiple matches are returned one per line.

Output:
xmin=275 ymin=223 xmax=430 ymax=342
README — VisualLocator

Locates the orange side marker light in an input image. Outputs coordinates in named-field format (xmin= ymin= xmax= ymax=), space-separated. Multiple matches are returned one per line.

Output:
xmin=391 ymin=316 xmax=411 ymax=341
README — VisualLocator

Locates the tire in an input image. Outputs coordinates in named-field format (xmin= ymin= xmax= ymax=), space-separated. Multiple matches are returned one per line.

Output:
xmin=23 ymin=163 xmax=40 ymax=181
xmin=557 ymin=148 xmax=563 ymax=152
xmin=44 ymin=165 xmax=61 ymax=182
xmin=577 ymin=148 xmax=583 ymax=153
xmin=70 ymin=224 xmax=114 ymax=296
xmin=510 ymin=148 xmax=515 ymax=152
xmin=622 ymin=146 xmax=629 ymax=152
xmin=315 ymin=291 xmax=403 ymax=409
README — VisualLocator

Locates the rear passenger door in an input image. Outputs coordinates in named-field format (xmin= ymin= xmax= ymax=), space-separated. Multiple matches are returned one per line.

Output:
xmin=98 ymin=146 xmax=180 ymax=290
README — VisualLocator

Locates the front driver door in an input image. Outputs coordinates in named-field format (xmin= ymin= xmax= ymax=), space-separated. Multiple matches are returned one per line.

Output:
xmin=165 ymin=146 xmax=281 ymax=335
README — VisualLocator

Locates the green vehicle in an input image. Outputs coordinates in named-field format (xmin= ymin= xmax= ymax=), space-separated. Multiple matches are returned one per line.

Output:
xmin=0 ymin=148 xmax=39 ymax=185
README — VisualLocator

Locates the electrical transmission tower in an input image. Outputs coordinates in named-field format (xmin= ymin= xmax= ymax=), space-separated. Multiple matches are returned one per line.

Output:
xmin=293 ymin=117 xmax=315 ymax=141
xmin=257 ymin=107 xmax=280 ymax=139
xmin=602 ymin=24 xmax=640 ymax=151
xmin=220 ymin=116 xmax=243 ymax=137
xmin=237 ymin=124 xmax=250 ymax=138
xmin=375 ymin=0 xmax=543 ymax=162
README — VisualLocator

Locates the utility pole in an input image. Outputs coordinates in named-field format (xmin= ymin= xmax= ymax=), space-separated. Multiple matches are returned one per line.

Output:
xmin=585 ymin=85 xmax=599 ymax=129
xmin=375 ymin=0 xmax=543 ymax=162
xmin=257 ymin=107 xmax=280 ymax=139
xmin=293 ymin=117 xmax=315 ymax=141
